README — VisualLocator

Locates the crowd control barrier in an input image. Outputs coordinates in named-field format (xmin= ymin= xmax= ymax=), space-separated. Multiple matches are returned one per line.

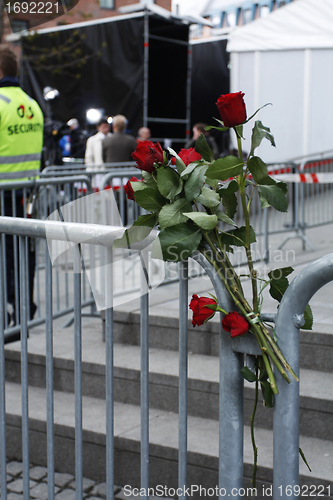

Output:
xmin=0 ymin=215 xmax=332 ymax=499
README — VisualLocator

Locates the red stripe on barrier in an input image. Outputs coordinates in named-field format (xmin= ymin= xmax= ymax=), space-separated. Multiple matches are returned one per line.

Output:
xmin=299 ymin=174 xmax=306 ymax=183
xmin=311 ymin=173 xmax=319 ymax=183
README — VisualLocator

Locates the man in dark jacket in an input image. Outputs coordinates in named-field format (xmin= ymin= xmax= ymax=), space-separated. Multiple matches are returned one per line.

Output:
xmin=102 ymin=114 xmax=137 ymax=164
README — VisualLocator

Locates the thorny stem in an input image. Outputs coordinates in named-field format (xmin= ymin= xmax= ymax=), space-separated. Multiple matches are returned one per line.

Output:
xmin=251 ymin=360 xmax=259 ymax=490
xmin=236 ymin=134 xmax=259 ymax=313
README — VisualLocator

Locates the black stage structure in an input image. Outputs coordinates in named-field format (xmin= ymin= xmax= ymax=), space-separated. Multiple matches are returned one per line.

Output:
xmin=19 ymin=7 xmax=191 ymax=147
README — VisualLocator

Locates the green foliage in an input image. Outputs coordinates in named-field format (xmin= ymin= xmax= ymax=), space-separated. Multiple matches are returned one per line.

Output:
xmin=134 ymin=188 xmax=166 ymax=212
xmin=250 ymin=120 xmax=276 ymax=157
xmin=195 ymin=133 xmax=214 ymax=162
xmin=258 ymin=184 xmax=288 ymax=212
xmin=156 ymin=167 xmax=183 ymax=200
xmin=158 ymin=198 xmax=192 ymax=230
xmin=206 ymin=156 xmax=244 ymax=181
xmin=113 ymin=214 xmax=157 ymax=249
xmin=152 ymin=223 xmax=202 ymax=262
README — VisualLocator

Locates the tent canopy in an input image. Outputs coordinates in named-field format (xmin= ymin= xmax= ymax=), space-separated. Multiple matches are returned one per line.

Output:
xmin=227 ymin=0 xmax=333 ymax=52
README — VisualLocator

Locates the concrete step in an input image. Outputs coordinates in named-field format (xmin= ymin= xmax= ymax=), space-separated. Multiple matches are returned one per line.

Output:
xmin=5 ymin=334 xmax=333 ymax=442
xmin=5 ymin=381 xmax=333 ymax=499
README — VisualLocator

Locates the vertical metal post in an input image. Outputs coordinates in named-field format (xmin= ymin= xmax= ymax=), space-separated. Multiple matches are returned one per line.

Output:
xmin=0 ymin=237 xmax=7 ymax=500
xmin=140 ymin=249 xmax=149 ymax=497
xmin=185 ymin=42 xmax=192 ymax=141
xmin=45 ymin=240 xmax=55 ymax=500
xmin=73 ymin=244 xmax=83 ymax=500
xmin=178 ymin=260 xmax=188 ymax=499
xmin=19 ymin=236 xmax=30 ymax=500
xmin=13 ymin=191 xmax=20 ymax=325
xmin=190 ymin=252 xmax=244 ymax=498
xmin=143 ymin=9 xmax=149 ymax=128
xmin=105 ymin=245 xmax=115 ymax=500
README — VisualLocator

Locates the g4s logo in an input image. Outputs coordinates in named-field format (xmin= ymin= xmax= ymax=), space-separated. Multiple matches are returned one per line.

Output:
xmin=17 ymin=105 xmax=34 ymax=119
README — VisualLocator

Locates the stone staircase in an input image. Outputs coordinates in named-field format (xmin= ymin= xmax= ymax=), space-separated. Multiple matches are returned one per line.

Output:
xmin=4 ymin=308 xmax=333 ymax=499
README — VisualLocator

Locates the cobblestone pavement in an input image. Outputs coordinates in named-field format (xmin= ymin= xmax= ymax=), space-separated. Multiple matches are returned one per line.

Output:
xmin=4 ymin=461 xmax=172 ymax=500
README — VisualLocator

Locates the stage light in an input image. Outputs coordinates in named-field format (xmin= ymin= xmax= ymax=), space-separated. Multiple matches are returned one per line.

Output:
xmin=43 ymin=86 xmax=59 ymax=101
xmin=86 ymin=108 xmax=104 ymax=124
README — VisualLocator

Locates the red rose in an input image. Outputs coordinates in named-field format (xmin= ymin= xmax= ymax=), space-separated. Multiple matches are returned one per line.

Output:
xmin=124 ymin=176 xmax=140 ymax=201
xmin=176 ymin=147 xmax=202 ymax=166
xmin=216 ymin=92 xmax=247 ymax=128
xmin=222 ymin=311 xmax=249 ymax=338
xmin=132 ymin=140 xmax=164 ymax=173
xmin=189 ymin=294 xmax=217 ymax=327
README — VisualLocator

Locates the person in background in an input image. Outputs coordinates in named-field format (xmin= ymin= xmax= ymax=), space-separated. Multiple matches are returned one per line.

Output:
xmin=102 ymin=114 xmax=137 ymax=164
xmin=0 ymin=45 xmax=44 ymax=324
xmin=85 ymin=117 xmax=111 ymax=189
xmin=137 ymin=126 xmax=151 ymax=142
xmin=85 ymin=117 xmax=111 ymax=167
xmin=185 ymin=122 xmax=220 ymax=159
xmin=67 ymin=118 xmax=87 ymax=159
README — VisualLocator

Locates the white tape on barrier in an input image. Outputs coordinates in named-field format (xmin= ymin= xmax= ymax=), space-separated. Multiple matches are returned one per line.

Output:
xmin=272 ymin=173 xmax=333 ymax=184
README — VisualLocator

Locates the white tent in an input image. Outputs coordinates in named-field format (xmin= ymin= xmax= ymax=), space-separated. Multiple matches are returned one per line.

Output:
xmin=227 ymin=0 xmax=333 ymax=163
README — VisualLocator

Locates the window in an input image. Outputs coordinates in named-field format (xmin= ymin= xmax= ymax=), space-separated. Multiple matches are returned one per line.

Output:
xmin=10 ymin=19 xmax=29 ymax=32
xmin=99 ymin=0 xmax=114 ymax=9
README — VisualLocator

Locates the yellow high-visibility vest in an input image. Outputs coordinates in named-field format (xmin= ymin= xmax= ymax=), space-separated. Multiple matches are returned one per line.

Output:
xmin=0 ymin=86 xmax=44 ymax=181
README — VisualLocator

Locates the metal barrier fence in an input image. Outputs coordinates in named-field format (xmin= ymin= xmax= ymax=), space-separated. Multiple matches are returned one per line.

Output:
xmin=0 ymin=215 xmax=332 ymax=499
xmin=266 ymin=157 xmax=333 ymax=250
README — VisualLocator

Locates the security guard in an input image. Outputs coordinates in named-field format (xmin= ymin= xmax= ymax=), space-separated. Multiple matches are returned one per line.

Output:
xmin=0 ymin=45 xmax=44 ymax=325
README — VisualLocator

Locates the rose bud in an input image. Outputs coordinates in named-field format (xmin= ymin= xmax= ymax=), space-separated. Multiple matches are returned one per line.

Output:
xmin=124 ymin=176 xmax=141 ymax=201
xmin=177 ymin=147 xmax=202 ymax=166
xmin=132 ymin=140 xmax=164 ymax=173
xmin=216 ymin=92 xmax=247 ymax=128
xmin=189 ymin=294 xmax=217 ymax=327
xmin=222 ymin=311 xmax=250 ymax=338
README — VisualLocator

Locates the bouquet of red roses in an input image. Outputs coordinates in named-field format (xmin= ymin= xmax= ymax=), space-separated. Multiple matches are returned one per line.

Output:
xmin=118 ymin=91 xmax=313 ymax=483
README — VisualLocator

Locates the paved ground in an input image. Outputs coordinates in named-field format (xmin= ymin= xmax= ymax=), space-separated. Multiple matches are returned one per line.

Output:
xmin=5 ymin=461 xmax=171 ymax=500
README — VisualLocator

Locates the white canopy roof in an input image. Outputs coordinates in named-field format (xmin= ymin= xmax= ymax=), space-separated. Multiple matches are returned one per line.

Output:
xmin=227 ymin=0 xmax=333 ymax=52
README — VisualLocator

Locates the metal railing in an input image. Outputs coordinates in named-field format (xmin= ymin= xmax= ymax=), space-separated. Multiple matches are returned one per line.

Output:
xmin=0 ymin=216 xmax=332 ymax=498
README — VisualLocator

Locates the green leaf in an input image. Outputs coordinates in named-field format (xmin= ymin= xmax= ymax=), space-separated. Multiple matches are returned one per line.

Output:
xmin=212 ymin=118 xmax=229 ymax=131
xmin=113 ymin=214 xmax=157 ymax=249
xmin=260 ymin=380 xmax=274 ymax=408
xmin=183 ymin=212 xmax=218 ymax=230
xmin=218 ymin=179 xmax=239 ymax=194
xmin=258 ymin=184 xmax=288 ymax=212
xmin=184 ymin=165 xmax=208 ymax=202
xmin=250 ymin=120 xmax=276 ymax=157
xmin=167 ymin=147 xmax=186 ymax=174
xmin=180 ymin=162 xmax=201 ymax=178
xmin=141 ymin=171 xmax=156 ymax=187
xmin=206 ymin=156 xmax=244 ymax=181
xmin=244 ymin=103 xmax=272 ymax=124
xmin=134 ymin=187 xmax=167 ymax=212
xmin=151 ymin=223 xmax=202 ymax=262
xmin=159 ymin=198 xmax=192 ymax=230
xmin=220 ymin=192 xmax=238 ymax=219
xmin=195 ymin=133 xmax=214 ymax=162
xmin=131 ymin=180 xmax=147 ymax=193
xmin=303 ymin=304 xmax=313 ymax=330
xmin=240 ymin=366 xmax=257 ymax=383
xmin=247 ymin=156 xmax=276 ymax=185
xmin=156 ymin=167 xmax=183 ymax=200
xmin=216 ymin=210 xmax=237 ymax=226
xmin=268 ymin=267 xmax=294 ymax=302
xmin=220 ymin=225 xmax=256 ymax=248
xmin=197 ymin=187 xmax=220 ymax=208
